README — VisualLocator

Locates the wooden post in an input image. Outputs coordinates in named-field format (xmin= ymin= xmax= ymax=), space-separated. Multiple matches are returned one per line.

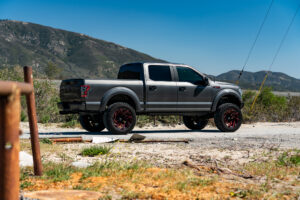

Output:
xmin=24 ymin=66 xmax=43 ymax=176
xmin=0 ymin=85 xmax=21 ymax=200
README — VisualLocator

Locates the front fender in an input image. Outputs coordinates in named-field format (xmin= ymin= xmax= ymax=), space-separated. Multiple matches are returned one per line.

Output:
xmin=100 ymin=87 xmax=141 ymax=112
xmin=211 ymin=89 xmax=242 ymax=112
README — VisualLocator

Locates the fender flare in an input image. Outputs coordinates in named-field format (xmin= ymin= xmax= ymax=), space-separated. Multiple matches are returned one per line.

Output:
xmin=211 ymin=89 xmax=242 ymax=112
xmin=99 ymin=87 xmax=141 ymax=112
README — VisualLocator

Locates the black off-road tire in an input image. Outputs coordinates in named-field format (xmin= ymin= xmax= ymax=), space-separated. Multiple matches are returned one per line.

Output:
xmin=79 ymin=114 xmax=105 ymax=132
xmin=183 ymin=116 xmax=209 ymax=130
xmin=103 ymin=102 xmax=136 ymax=135
xmin=214 ymin=103 xmax=242 ymax=132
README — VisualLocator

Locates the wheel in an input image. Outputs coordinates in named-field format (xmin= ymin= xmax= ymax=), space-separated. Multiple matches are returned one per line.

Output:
xmin=103 ymin=102 xmax=136 ymax=134
xmin=79 ymin=114 xmax=105 ymax=132
xmin=183 ymin=116 xmax=209 ymax=130
xmin=214 ymin=103 xmax=242 ymax=132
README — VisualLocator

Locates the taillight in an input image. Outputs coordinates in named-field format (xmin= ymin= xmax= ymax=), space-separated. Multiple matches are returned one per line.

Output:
xmin=81 ymin=85 xmax=90 ymax=97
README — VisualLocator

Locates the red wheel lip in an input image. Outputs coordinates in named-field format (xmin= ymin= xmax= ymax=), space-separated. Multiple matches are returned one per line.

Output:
xmin=112 ymin=107 xmax=133 ymax=130
xmin=223 ymin=108 xmax=240 ymax=128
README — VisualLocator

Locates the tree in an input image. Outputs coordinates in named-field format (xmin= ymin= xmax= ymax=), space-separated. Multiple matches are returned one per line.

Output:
xmin=44 ymin=62 xmax=62 ymax=79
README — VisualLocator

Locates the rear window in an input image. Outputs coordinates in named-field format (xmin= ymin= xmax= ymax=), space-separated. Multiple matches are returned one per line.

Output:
xmin=118 ymin=63 xmax=144 ymax=80
xmin=149 ymin=65 xmax=172 ymax=81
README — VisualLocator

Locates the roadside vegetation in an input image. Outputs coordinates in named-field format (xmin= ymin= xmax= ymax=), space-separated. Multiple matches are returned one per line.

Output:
xmin=81 ymin=145 xmax=112 ymax=157
xmin=20 ymin=146 xmax=300 ymax=199
xmin=1 ymin=66 xmax=299 ymax=127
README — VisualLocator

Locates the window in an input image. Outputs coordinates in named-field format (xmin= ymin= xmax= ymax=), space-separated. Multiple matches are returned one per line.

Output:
xmin=118 ymin=63 xmax=144 ymax=80
xmin=176 ymin=66 xmax=204 ymax=84
xmin=149 ymin=65 xmax=172 ymax=81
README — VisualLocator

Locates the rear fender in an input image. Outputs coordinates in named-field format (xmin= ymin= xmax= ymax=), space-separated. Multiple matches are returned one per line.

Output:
xmin=100 ymin=87 xmax=141 ymax=112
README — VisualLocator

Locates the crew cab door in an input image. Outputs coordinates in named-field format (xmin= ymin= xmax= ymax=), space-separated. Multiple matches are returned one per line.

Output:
xmin=175 ymin=66 xmax=213 ymax=112
xmin=145 ymin=64 xmax=177 ymax=112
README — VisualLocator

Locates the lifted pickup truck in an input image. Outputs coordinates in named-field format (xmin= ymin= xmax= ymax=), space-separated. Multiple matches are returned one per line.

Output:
xmin=59 ymin=62 xmax=244 ymax=134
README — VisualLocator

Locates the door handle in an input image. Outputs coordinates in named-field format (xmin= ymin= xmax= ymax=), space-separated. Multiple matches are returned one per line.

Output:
xmin=149 ymin=86 xmax=157 ymax=91
xmin=179 ymin=87 xmax=186 ymax=91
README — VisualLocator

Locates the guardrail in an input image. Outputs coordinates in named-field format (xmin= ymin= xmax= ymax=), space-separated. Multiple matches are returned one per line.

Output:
xmin=0 ymin=66 xmax=42 ymax=200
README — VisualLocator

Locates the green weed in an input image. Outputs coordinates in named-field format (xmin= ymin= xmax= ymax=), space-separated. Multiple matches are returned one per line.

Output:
xmin=81 ymin=146 xmax=112 ymax=157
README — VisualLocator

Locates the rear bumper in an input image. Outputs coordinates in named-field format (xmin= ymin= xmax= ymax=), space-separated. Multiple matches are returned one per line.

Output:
xmin=58 ymin=102 xmax=86 ymax=114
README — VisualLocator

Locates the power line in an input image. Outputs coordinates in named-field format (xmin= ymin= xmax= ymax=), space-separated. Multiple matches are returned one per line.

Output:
xmin=236 ymin=0 xmax=275 ymax=84
xmin=267 ymin=2 xmax=300 ymax=72
xmin=251 ymin=2 xmax=300 ymax=110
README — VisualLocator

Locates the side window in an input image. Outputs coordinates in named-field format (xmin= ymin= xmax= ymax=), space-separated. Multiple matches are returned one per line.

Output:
xmin=118 ymin=63 xmax=144 ymax=80
xmin=149 ymin=65 xmax=172 ymax=81
xmin=176 ymin=66 xmax=204 ymax=84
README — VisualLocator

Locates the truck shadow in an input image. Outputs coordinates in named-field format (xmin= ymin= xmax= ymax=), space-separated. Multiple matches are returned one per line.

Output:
xmin=38 ymin=129 xmax=220 ymax=136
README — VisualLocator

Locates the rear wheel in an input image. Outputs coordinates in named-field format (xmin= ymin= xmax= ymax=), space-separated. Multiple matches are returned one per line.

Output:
xmin=103 ymin=102 xmax=136 ymax=134
xmin=214 ymin=103 xmax=242 ymax=132
xmin=183 ymin=116 xmax=209 ymax=130
xmin=79 ymin=114 xmax=105 ymax=132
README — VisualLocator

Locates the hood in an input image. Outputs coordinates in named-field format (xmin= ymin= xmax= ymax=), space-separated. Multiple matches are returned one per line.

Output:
xmin=210 ymin=81 xmax=238 ymax=88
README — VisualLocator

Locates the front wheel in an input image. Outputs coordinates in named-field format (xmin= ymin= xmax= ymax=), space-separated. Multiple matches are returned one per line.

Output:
xmin=214 ymin=103 xmax=242 ymax=132
xmin=103 ymin=102 xmax=136 ymax=134
xmin=183 ymin=116 xmax=209 ymax=130
xmin=79 ymin=114 xmax=105 ymax=132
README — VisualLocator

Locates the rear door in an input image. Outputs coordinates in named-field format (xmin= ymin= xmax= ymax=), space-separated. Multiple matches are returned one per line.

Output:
xmin=145 ymin=64 xmax=177 ymax=112
xmin=175 ymin=66 xmax=213 ymax=112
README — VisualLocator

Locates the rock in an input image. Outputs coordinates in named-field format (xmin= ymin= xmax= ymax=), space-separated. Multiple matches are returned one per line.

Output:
xmin=71 ymin=161 xmax=92 ymax=168
xmin=129 ymin=134 xmax=146 ymax=142
xmin=19 ymin=151 xmax=33 ymax=167
xmin=92 ymin=136 xmax=118 ymax=143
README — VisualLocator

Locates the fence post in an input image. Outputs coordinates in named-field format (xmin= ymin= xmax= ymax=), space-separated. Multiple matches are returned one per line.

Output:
xmin=24 ymin=66 xmax=43 ymax=176
xmin=0 ymin=85 xmax=21 ymax=200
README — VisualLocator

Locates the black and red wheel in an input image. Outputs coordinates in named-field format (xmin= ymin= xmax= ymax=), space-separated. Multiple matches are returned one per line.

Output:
xmin=183 ymin=116 xmax=209 ymax=130
xmin=79 ymin=114 xmax=105 ymax=132
xmin=103 ymin=102 xmax=136 ymax=134
xmin=214 ymin=103 xmax=242 ymax=132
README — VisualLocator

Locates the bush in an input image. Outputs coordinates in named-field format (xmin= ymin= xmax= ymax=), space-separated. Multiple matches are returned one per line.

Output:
xmin=277 ymin=151 xmax=300 ymax=167
xmin=81 ymin=145 xmax=112 ymax=157
xmin=242 ymin=87 xmax=299 ymax=122
xmin=0 ymin=66 xmax=77 ymax=124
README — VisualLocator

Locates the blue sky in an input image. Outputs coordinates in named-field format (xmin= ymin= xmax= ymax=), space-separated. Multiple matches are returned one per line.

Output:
xmin=0 ymin=0 xmax=300 ymax=78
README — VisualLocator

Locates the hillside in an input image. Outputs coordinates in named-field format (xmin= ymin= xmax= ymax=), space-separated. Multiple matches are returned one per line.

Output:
xmin=1 ymin=20 xmax=299 ymax=92
xmin=215 ymin=70 xmax=300 ymax=92
xmin=0 ymin=20 xmax=164 ymax=79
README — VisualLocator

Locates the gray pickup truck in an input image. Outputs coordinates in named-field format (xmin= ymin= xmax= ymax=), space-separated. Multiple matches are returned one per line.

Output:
xmin=59 ymin=62 xmax=243 ymax=134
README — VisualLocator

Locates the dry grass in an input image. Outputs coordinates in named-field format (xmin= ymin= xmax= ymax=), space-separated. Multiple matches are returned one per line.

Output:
xmin=20 ymin=139 xmax=63 ymax=155
xmin=21 ymin=158 xmax=300 ymax=199
xmin=20 ymin=140 xmax=300 ymax=199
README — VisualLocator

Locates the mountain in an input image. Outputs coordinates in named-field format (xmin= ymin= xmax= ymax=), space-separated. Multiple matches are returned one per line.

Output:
xmin=1 ymin=20 xmax=299 ymax=92
xmin=0 ymin=20 xmax=165 ymax=78
xmin=214 ymin=70 xmax=300 ymax=92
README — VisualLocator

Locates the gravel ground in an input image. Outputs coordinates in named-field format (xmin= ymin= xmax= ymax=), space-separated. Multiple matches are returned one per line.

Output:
xmin=20 ymin=122 xmax=300 ymax=167
xmin=20 ymin=121 xmax=300 ymax=148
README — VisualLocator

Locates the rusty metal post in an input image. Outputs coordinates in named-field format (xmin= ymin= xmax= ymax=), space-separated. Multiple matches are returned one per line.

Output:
xmin=0 ymin=85 xmax=21 ymax=200
xmin=24 ymin=66 xmax=43 ymax=176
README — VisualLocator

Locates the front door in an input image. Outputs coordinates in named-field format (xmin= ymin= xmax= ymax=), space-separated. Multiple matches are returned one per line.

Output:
xmin=175 ymin=66 xmax=213 ymax=112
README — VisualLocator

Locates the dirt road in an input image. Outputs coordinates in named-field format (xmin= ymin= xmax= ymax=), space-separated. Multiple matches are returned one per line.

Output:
xmin=20 ymin=122 xmax=300 ymax=149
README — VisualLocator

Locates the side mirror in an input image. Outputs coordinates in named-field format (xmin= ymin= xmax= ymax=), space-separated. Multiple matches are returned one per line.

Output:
xmin=204 ymin=77 xmax=209 ymax=86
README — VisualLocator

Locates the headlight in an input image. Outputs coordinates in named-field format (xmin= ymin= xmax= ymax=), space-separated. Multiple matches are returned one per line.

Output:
xmin=238 ymin=88 xmax=243 ymax=96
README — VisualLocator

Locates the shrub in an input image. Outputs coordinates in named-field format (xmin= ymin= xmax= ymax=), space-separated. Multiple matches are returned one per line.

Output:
xmin=81 ymin=145 xmax=112 ymax=157
xmin=242 ymin=87 xmax=298 ymax=122
xmin=0 ymin=66 xmax=78 ymax=124
xmin=277 ymin=151 xmax=300 ymax=167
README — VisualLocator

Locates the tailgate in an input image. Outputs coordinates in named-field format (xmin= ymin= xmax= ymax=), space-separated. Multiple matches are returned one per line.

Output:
xmin=60 ymin=79 xmax=85 ymax=102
